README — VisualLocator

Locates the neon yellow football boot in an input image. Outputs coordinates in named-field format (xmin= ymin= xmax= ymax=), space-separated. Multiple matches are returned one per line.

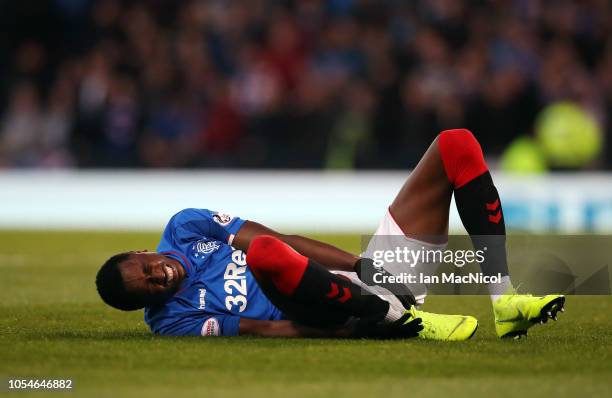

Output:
xmin=493 ymin=290 xmax=565 ymax=338
xmin=407 ymin=306 xmax=478 ymax=341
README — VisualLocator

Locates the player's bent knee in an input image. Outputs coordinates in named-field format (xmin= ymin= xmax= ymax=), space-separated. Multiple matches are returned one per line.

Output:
xmin=437 ymin=129 xmax=481 ymax=159
xmin=246 ymin=235 xmax=308 ymax=275
xmin=437 ymin=129 xmax=488 ymax=189
xmin=246 ymin=235 xmax=309 ymax=295
xmin=246 ymin=235 xmax=281 ymax=273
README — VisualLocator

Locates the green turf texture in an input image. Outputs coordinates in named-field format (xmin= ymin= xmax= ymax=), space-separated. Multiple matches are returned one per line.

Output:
xmin=1 ymin=230 xmax=610 ymax=398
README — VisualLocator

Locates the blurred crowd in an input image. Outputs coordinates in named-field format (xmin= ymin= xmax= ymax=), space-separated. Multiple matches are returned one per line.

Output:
xmin=1 ymin=0 xmax=611 ymax=169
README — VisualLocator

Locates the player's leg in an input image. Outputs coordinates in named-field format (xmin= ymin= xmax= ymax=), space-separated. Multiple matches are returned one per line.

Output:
xmin=389 ymin=129 xmax=509 ymax=294
xmin=390 ymin=128 xmax=564 ymax=337
xmin=246 ymin=235 xmax=406 ymax=323
xmin=248 ymin=235 xmax=478 ymax=341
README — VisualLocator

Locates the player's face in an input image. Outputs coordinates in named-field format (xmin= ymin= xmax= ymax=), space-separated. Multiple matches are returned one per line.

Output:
xmin=118 ymin=252 xmax=186 ymax=304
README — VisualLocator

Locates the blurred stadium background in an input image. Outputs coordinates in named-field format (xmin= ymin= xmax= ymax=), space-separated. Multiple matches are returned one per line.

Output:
xmin=1 ymin=0 xmax=611 ymax=233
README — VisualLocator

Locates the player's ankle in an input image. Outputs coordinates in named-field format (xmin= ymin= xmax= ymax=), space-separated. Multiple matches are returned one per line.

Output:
xmin=383 ymin=301 xmax=405 ymax=322
xmin=489 ymin=275 xmax=513 ymax=302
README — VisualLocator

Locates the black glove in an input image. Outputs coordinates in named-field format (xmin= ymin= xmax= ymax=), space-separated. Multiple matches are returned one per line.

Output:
xmin=354 ymin=258 xmax=417 ymax=308
xmin=351 ymin=312 xmax=423 ymax=339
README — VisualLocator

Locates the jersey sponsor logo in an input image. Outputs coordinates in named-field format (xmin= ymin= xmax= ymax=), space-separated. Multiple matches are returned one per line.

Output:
xmin=224 ymin=250 xmax=248 ymax=313
xmin=193 ymin=240 xmax=220 ymax=256
xmin=198 ymin=288 xmax=207 ymax=310
xmin=213 ymin=213 xmax=232 ymax=226
xmin=201 ymin=317 xmax=220 ymax=336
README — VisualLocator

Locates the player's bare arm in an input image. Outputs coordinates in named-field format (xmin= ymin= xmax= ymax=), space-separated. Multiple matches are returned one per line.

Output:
xmin=238 ymin=319 xmax=348 ymax=338
xmin=238 ymin=314 xmax=421 ymax=339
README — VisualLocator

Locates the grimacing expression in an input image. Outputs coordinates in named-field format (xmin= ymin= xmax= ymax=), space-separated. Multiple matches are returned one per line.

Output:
xmin=118 ymin=252 xmax=186 ymax=304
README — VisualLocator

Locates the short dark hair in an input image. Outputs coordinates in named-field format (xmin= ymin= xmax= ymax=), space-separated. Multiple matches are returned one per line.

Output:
xmin=96 ymin=252 xmax=145 ymax=311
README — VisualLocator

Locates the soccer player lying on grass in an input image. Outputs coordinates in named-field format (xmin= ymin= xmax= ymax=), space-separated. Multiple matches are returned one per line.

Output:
xmin=96 ymin=129 xmax=565 ymax=340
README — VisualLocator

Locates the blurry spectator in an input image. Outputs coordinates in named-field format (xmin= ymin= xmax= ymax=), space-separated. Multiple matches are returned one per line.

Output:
xmin=0 ymin=82 xmax=43 ymax=167
xmin=262 ymin=15 xmax=307 ymax=91
xmin=38 ymin=76 xmax=75 ymax=167
xmin=98 ymin=75 xmax=141 ymax=167
xmin=326 ymin=80 xmax=375 ymax=169
xmin=199 ymin=81 xmax=244 ymax=167
xmin=139 ymin=93 xmax=197 ymax=168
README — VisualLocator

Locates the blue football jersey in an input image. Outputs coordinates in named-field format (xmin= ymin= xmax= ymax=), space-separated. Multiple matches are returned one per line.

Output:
xmin=144 ymin=208 xmax=283 ymax=336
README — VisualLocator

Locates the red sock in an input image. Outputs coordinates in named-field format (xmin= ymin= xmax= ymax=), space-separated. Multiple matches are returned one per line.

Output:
xmin=246 ymin=235 xmax=308 ymax=295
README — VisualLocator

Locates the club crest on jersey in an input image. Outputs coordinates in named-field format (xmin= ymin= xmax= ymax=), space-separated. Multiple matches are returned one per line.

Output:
xmin=213 ymin=213 xmax=232 ymax=226
xmin=193 ymin=240 xmax=220 ymax=255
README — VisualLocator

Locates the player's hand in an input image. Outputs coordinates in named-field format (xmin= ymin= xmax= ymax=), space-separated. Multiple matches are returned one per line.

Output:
xmin=354 ymin=258 xmax=416 ymax=308
xmin=351 ymin=313 xmax=423 ymax=339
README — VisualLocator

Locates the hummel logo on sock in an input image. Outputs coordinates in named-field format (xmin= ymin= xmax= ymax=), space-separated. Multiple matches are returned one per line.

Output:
xmin=326 ymin=282 xmax=352 ymax=303
xmin=485 ymin=199 xmax=502 ymax=224
xmin=485 ymin=199 xmax=500 ymax=211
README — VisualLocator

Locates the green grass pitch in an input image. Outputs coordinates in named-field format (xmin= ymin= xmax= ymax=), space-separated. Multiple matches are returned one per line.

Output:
xmin=1 ymin=230 xmax=611 ymax=397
